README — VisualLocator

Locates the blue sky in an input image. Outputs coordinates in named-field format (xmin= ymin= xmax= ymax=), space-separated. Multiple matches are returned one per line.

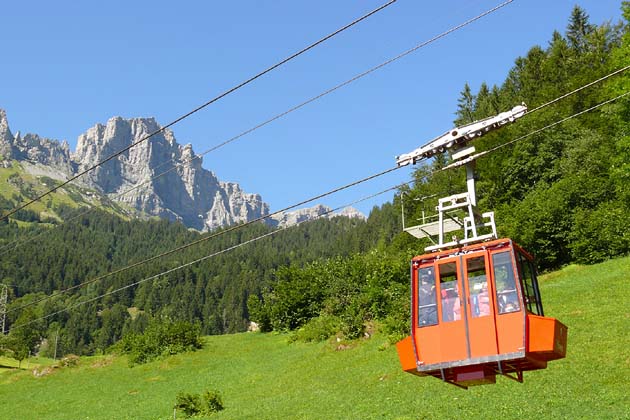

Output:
xmin=0 ymin=0 xmax=624 ymax=217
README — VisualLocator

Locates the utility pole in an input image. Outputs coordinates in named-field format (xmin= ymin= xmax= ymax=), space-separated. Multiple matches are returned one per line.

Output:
xmin=0 ymin=284 xmax=8 ymax=335
xmin=54 ymin=328 xmax=60 ymax=360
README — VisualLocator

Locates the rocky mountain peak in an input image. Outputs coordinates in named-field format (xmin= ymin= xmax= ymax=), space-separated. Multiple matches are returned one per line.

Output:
xmin=0 ymin=109 xmax=15 ymax=162
xmin=72 ymin=115 xmax=270 ymax=230
xmin=0 ymin=110 xmax=73 ymax=173
xmin=270 ymin=204 xmax=366 ymax=228
xmin=0 ymin=108 xmax=365 ymax=231
xmin=0 ymin=109 xmax=13 ymax=142
xmin=334 ymin=207 xmax=366 ymax=220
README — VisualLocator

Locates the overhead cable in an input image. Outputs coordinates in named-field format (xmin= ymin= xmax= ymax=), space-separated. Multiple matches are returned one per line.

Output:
xmin=8 ymin=80 xmax=629 ymax=313
xmin=7 ymin=165 xmax=402 ymax=314
xmin=0 ymin=0 xmax=398 ymax=222
xmin=0 ymin=0 xmax=517 ymax=256
xmin=10 ymin=90 xmax=630 ymax=329
xmin=9 ymin=179 xmax=409 ymax=331
xmin=526 ymin=65 xmax=630 ymax=114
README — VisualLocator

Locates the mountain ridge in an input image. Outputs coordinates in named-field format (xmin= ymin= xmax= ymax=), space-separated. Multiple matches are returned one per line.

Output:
xmin=0 ymin=109 xmax=364 ymax=229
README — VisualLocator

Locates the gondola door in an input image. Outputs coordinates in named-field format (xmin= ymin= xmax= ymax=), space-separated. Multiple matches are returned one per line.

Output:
xmin=462 ymin=252 xmax=499 ymax=358
xmin=435 ymin=258 xmax=468 ymax=363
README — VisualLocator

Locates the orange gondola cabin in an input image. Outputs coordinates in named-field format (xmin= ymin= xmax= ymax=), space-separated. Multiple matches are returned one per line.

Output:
xmin=395 ymin=238 xmax=567 ymax=388
xmin=394 ymin=104 xmax=567 ymax=388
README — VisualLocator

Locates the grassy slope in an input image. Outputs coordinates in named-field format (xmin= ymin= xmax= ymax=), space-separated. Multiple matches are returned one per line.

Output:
xmin=1 ymin=257 xmax=629 ymax=420
xmin=0 ymin=161 xmax=132 ymax=222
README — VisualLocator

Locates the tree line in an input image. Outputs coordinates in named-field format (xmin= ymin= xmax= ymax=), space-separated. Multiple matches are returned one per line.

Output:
xmin=0 ymin=203 xmax=395 ymax=356
xmin=248 ymin=4 xmax=630 ymax=339
xmin=1 ymin=4 xmax=629 ymax=360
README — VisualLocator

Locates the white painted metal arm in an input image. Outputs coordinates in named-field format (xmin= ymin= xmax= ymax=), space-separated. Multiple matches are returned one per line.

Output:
xmin=396 ymin=104 xmax=527 ymax=167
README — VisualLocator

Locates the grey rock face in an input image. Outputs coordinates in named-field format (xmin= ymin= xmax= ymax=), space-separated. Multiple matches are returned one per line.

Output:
xmin=0 ymin=110 xmax=74 ymax=173
xmin=0 ymin=110 xmax=14 ymax=146
xmin=14 ymin=133 xmax=75 ymax=174
xmin=0 ymin=109 xmax=269 ymax=230
xmin=73 ymin=116 xmax=270 ymax=231
xmin=269 ymin=204 xmax=366 ymax=228
xmin=0 ymin=109 xmax=15 ymax=165
xmin=0 ymin=109 xmax=364 ymax=231
xmin=334 ymin=206 xmax=367 ymax=221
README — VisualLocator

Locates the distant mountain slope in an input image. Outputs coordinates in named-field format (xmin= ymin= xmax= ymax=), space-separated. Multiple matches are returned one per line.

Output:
xmin=269 ymin=204 xmax=366 ymax=228
xmin=0 ymin=109 xmax=365 ymax=230
xmin=71 ymin=115 xmax=270 ymax=230
xmin=0 ymin=109 xmax=270 ymax=230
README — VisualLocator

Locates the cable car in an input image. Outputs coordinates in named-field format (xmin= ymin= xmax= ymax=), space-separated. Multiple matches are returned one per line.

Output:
xmin=394 ymin=105 xmax=567 ymax=387
xmin=395 ymin=238 xmax=567 ymax=388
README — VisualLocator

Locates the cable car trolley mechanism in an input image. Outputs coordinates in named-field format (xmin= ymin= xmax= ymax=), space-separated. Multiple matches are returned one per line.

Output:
xmin=395 ymin=105 xmax=567 ymax=388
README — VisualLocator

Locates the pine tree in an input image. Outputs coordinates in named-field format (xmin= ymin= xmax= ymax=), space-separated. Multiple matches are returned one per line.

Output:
xmin=566 ymin=5 xmax=595 ymax=52
xmin=455 ymin=83 xmax=475 ymax=125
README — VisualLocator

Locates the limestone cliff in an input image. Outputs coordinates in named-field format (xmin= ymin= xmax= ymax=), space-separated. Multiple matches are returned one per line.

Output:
xmin=0 ymin=109 xmax=364 ymax=230
xmin=72 ymin=116 xmax=269 ymax=230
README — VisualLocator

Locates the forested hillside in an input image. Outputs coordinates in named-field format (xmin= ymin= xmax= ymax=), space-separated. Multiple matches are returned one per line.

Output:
xmin=0 ymin=206 xmax=399 ymax=356
xmin=249 ymin=5 xmax=630 ymax=336
xmin=403 ymin=5 xmax=630 ymax=269
xmin=1 ymin=4 xmax=629 ymax=362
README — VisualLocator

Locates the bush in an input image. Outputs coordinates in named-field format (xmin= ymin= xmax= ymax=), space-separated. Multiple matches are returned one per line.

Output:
xmin=114 ymin=320 xmax=202 ymax=366
xmin=59 ymin=354 xmax=80 ymax=368
xmin=381 ymin=291 xmax=411 ymax=344
xmin=339 ymin=307 xmax=366 ymax=340
xmin=175 ymin=392 xmax=202 ymax=417
xmin=202 ymin=390 xmax=224 ymax=413
xmin=175 ymin=389 xmax=224 ymax=418
xmin=289 ymin=315 xmax=340 ymax=343
xmin=569 ymin=202 xmax=630 ymax=264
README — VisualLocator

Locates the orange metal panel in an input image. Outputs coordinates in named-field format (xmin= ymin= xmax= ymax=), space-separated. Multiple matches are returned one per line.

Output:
xmin=489 ymin=243 xmax=526 ymax=355
xmin=527 ymin=314 xmax=568 ymax=361
xmin=496 ymin=311 xmax=525 ymax=354
xmin=468 ymin=316 xmax=499 ymax=357
xmin=396 ymin=336 xmax=420 ymax=374
xmin=464 ymin=251 xmax=499 ymax=358
xmin=438 ymin=321 xmax=468 ymax=363
xmin=414 ymin=326 xmax=443 ymax=365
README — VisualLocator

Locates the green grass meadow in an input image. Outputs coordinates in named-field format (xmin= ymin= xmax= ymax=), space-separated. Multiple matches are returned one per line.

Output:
xmin=0 ymin=162 xmax=133 ymax=223
xmin=1 ymin=257 xmax=629 ymax=419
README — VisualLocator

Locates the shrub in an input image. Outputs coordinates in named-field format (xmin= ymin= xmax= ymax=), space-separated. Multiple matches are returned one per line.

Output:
xmin=59 ymin=354 xmax=80 ymax=368
xmin=340 ymin=309 xmax=365 ymax=340
xmin=202 ymin=390 xmax=224 ymax=413
xmin=381 ymin=292 xmax=411 ymax=344
xmin=569 ymin=202 xmax=630 ymax=264
xmin=114 ymin=320 xmax=202 ymax=366
xmin=174 ymin=389 xmax=224 ymax=418
xmin=289 ymin=315 xmax=340 ymax=343
xmin=174 ymin=392 xmax=202 ymax=417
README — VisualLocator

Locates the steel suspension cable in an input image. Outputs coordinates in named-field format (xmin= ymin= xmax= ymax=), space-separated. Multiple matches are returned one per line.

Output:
xmin=0 ymin=0 xmax=517 ymax=256
xmin=8 ymin=86 xmax=630 ymax=313
xmin=10 ymin=89 xmax=629 ymax=329
xmin=526 ymin=65 xmax=630 ymax=114
xmin=9 ymin=178 xmax=410 ymax=331
xmin=7 ymin=165 xmax=403 ymax=314
xmin=0 ymin=0 xmax=397 ymax=222
xmin=8 ymin=84 xmax=629 ymax=313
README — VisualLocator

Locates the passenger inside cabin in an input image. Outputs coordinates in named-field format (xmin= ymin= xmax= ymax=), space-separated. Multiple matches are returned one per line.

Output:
xmin=477 ymin=283 xmax=490 ymax=316
xmin=493 ymin=258 xmax=522 ymax=314
xmin=418 ymin=273 xmax=437 ymax=325
xmin=452 ymin=292 xmax=461 ymax=321
xmin=469 ymin=275 xmax=490 ymax=318
xmin=438 ymin=262 xmax=459 ymax=322
xmin=441 ymin=283 xmax=460 ymax=322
